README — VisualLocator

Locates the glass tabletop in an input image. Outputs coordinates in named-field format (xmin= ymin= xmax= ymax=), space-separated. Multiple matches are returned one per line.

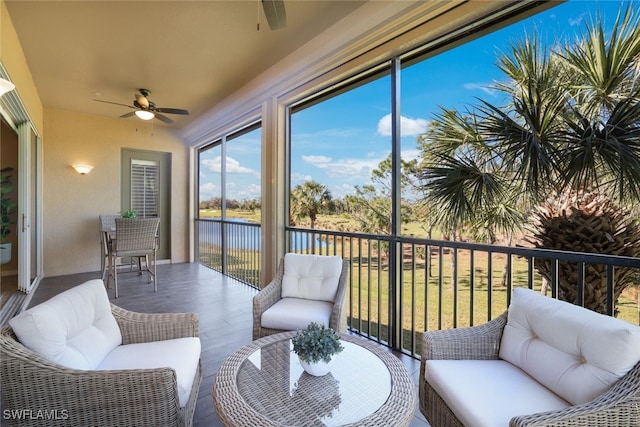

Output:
xmin=237 ymin=338 xmax=392 ymax=426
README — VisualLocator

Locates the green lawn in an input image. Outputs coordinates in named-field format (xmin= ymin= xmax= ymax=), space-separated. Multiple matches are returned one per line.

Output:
xmin=199 ymin=209 xmax=640 ymax=354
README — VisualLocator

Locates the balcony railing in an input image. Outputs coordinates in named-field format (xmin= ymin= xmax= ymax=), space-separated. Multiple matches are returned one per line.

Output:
xmin=197 ymin=219 xmax=640 ymax=358
xmin=289 ymin=227 xmax=640 ymax=357
xmin=197 ymin=218 xmax=261 ymax=287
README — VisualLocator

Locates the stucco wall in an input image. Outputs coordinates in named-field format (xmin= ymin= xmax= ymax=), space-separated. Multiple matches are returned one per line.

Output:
xmin=0 ymin=0 xmax=43 ymax=134
xmin=43 ymin=108 xmax=188 ymax=276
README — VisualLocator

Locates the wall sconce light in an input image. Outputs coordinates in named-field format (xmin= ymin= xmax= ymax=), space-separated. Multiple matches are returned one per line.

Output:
xmin=135 ymin=110 xmax=155 ymax=120
xmin=0 ymin=78 xmax=15 ymax=97
xmin=72 ymin=164 xmax=94 ymax=175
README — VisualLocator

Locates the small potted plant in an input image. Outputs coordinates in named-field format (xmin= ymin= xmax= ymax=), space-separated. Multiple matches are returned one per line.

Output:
xmin=121 ymin=209 xmax=138 ymax=219
xmin=291 ymin=322 xmax=343 ymax=376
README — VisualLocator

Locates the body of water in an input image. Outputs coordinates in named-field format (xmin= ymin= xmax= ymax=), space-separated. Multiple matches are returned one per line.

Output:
xmin=199 ymin=219 xmax=326 ymax=250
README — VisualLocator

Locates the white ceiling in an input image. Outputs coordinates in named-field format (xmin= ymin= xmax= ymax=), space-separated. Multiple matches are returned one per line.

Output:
xmin=4 ymin=0 xmax=366 ymax=129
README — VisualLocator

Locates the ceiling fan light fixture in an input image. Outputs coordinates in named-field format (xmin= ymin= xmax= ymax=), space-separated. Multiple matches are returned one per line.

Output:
xmin=135 ymin=110 xmax=155 ymax=121
xmin=0 ymin=78 xmax=15 ymax=97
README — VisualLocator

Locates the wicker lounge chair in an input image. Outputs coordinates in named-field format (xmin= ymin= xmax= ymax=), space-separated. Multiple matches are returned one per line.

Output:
xmin=419 ymin=289 xmax=640 ymax=427
xmin=0 ymin=280 xmax=202 ymax=427
xmin=253 ymin=254 xmax=349 ymax=340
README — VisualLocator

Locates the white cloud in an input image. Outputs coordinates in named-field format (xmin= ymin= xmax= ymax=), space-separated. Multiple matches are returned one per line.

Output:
xmin=295 ymin=128 xmax=362 ymax=140
xmin=199 ymin=182 xmax=218 ymax=200
xmin=568 ymin=13 xmax=585 ymax=27
xmin=463 ymin=82 xmax=495 ymax=96
xmin=332 ymin=183 xmax=358 ymax=198
xmin=306 ymin=155 xmax=383 ymax=181
xmin=402 ymin=149 xmax=421 ymax=161
xmin=201 ymin=158 xmax=221 ymax=174
xmin=302 ymin=155 xmax=332 ymax=165
xmin=377 ymin=114 xmax=428 ymax=136
xmin=226 ymin=157 xmax=255 ymax=174
xmin=202 ymin=156 xmax=255 ymax=174
xmin=226 ymin=183 xmax=261 ymax=201
xmin=291 ymin=172 xmax=313 ymax=185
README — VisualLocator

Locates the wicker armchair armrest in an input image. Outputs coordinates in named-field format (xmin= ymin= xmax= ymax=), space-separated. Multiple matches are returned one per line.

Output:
xmin=252 ymin=278 xmax=283 ymax=339
xmin=329 ymin=260 xmax=349 ymax=333
xmin=111 ymin=304 xmax=199 ymax=344
xmin=510 ymin=360 xmax=640 ymax=427
xmin=0 ymin=327 xmax=183 ymax=427
xmin=421 ymin=310 xmax=508 ymax=361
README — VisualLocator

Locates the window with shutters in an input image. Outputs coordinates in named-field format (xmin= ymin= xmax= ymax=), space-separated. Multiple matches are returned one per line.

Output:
xmin=130 ymin=159 xmax=159 ymax=218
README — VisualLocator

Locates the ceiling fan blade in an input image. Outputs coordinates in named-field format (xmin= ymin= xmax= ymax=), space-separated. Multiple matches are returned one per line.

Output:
xmin=119 ymin=111 xmax=136 ymax=118
xmin=262 ymin=0 xmax=286 ymax=30
xmin=155 ymin=113 xmax=174 ymax=124
xmin=135 ymin=93 xmax=150 ymax=109
xmin=155 ymin=107 xmax=189 ymax=115
xmin=93 ymin=99 xmax=135 ymax=109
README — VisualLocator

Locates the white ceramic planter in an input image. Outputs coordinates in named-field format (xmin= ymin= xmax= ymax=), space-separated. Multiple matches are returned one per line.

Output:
xmin=299 ymin=357 xmax=332 ymax=377
xmin=0 ymin=242 xmax=11 ymax=265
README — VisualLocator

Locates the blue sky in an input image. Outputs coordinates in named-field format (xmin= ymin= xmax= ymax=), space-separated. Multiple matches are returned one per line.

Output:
xmin=200 ymin=0 xmax=631 ymax=203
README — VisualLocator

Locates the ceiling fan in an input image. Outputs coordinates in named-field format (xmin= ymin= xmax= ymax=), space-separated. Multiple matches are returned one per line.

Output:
xmin=93 ymin=89 xmax=189 ymax=124
xmin=261 ymin=0 xmax=286 ymax=30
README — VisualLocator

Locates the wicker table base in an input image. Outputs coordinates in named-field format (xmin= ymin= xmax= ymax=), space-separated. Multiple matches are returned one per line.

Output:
xmin=213 ymin=331 xmax=417 ymax=426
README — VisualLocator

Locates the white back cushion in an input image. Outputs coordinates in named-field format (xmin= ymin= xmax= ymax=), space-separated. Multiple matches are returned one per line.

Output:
xmin=281 ymin=254 xmax=342 ymax=302
xmin=499 ymin=287 xmax=640 ymax=405
xmin=9 ymin=279 xmax=122 ymax=370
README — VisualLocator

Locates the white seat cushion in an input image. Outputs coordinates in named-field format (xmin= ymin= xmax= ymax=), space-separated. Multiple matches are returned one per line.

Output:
xmin=261 ymin=297 xmax=333 ymax=331
xmin=97 ymin=337 xmax=201 ymax=408
xmin=499 ymin=288 xmax=640 ymax=405
xmin=281 ymin=254 xmax=342 ymax=302
xmin=9 ymin=279 xmax=122 ymax=370
xmin=426 ymin=360 xmax=570 ymax=427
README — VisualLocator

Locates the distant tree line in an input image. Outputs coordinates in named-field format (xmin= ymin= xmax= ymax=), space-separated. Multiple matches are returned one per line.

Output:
xmin=199 ymin=197 xmax=261 ymax=212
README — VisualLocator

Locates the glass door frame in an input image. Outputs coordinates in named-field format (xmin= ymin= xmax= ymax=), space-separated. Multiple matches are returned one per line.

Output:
xmin=17 ymin=121 xmax=42 ymax=293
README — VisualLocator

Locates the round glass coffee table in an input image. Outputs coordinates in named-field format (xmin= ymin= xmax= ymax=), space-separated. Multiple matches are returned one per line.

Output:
xmin=213 ymin=331 xmax=417 ymax=426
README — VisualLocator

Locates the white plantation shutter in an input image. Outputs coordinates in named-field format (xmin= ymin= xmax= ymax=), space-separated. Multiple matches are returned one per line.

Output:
xmin=130 ymin=160 xmax=159 ymax=217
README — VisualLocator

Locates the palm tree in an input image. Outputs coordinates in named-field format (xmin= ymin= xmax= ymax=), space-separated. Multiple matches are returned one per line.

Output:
xmin=418 ymin=5 xmax=640 ymax=314
xmin=290 ymin=180 xmax=332 ymax=230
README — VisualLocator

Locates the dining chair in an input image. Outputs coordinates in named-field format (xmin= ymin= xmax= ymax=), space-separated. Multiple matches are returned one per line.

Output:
xmin=108 ymin=217 xmax=160 ymax=298
xmin=98 ymin=214 xmax=120 ymax=281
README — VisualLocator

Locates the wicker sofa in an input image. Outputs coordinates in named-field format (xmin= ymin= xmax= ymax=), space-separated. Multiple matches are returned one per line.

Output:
xmin=0 ymin=279 xmax=202 ymax=427
xmin=419 ymin=288 xmax=640 ymax=427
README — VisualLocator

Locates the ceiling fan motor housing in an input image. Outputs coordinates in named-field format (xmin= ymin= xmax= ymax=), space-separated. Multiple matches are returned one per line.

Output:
xmin=134 ymin=99 xmax=156 ymax=111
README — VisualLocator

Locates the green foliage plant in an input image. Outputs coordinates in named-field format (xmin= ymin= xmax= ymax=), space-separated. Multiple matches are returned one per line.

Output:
xmin=291 ymin=322 xmax=344 ymax=364
xmin=0 ymin=167 xmax=17 ymax=244
xmin=121 ymin=209 xmax=138 ymax=219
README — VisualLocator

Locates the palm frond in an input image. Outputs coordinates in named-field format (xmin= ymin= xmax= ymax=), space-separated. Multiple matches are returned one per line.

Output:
xmin=419 ymin=152 xmax=505 ymax=229
xmin=558 ymin=4 xmax=640 ymax=113
xmin=560 ymin=97 xmax=640 ymax=202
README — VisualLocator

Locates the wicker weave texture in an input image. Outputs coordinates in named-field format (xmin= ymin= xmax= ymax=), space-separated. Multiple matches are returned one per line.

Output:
xmin=0 ymin=306 xmax=202 ymax=427
xmin=419 ymin=311 xmax=640 ymax=427
xmin=252 ymin=257 xmax=349 ymax=340
xmin=213 ymin=331 xmax=417 ymax=427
